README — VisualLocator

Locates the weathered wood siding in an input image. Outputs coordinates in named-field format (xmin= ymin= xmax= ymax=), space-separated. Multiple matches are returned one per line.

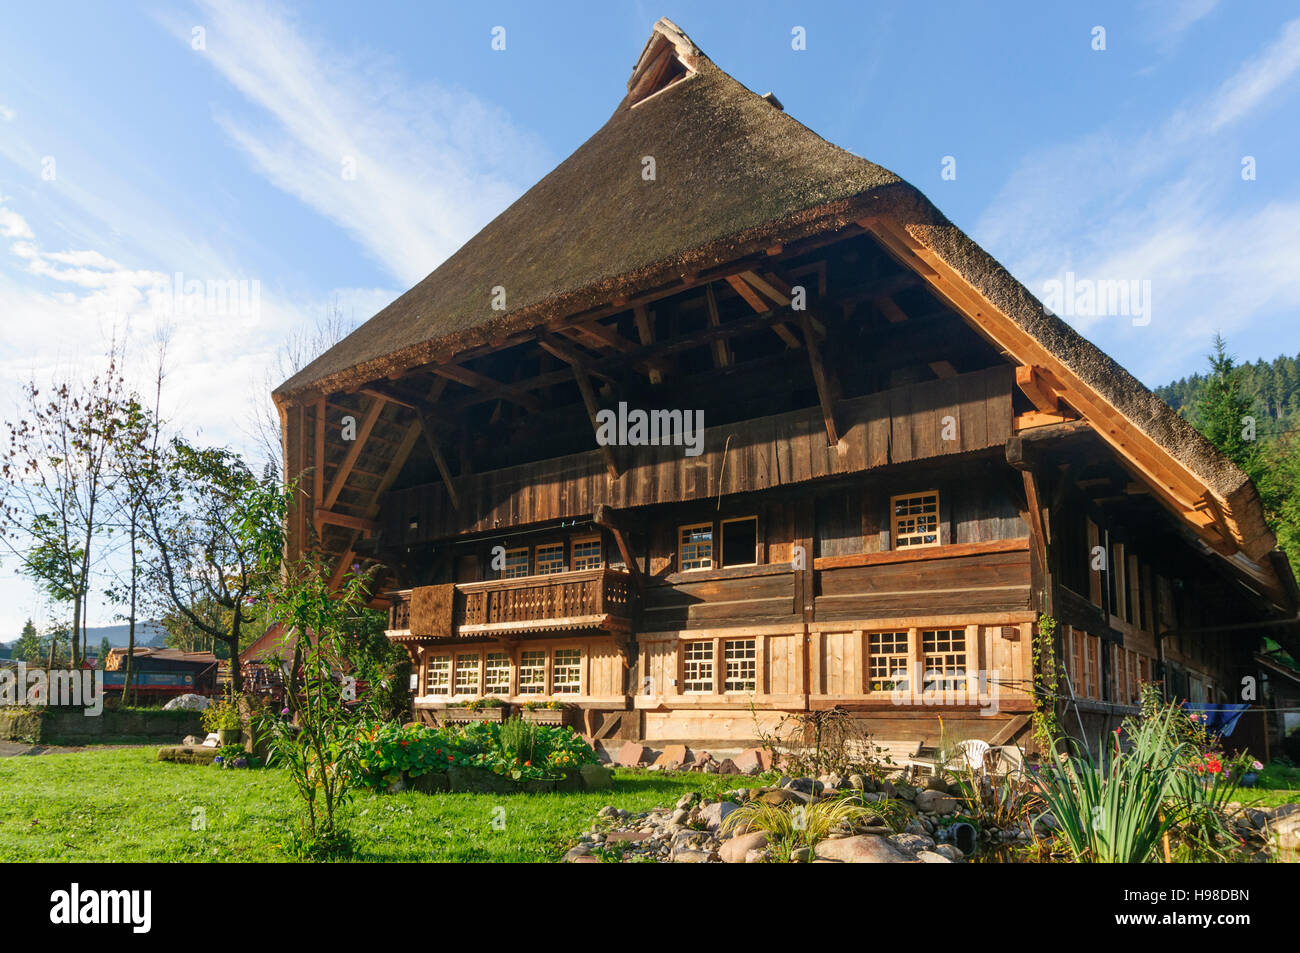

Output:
xmin=382 ymin=366 xmax=1013 ymax=543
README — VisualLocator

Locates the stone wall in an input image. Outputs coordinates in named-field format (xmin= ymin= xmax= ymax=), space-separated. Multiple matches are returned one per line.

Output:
xmin=0 ymin=707 xmax=203 ymax=745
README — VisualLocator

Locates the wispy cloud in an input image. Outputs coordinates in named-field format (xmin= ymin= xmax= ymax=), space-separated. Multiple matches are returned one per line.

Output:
xmin=974 ymin=16 xmax=1300 ymax=382
xmin=170 ymin=0 xmax=550 ymax=287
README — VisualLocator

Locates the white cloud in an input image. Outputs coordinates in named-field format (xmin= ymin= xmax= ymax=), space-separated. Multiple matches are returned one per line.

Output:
xmin=0 ymin=105 xmax=14 ymax=122
xmin=974 ymin=17 xmax=1300 ymax=382
xmin=173 ymin=0 xmax=549 ymax=286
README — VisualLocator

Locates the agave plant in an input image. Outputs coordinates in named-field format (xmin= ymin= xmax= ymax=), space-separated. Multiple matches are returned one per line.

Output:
xmin=1034 ymin=704 xmax=1189 ymax=863
xmin=721 ymin=793 xmax=907 ymax=862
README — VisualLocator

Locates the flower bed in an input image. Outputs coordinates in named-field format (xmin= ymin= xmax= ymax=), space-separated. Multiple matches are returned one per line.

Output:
xmin=351 ymin=716 xmax=605 ymax=793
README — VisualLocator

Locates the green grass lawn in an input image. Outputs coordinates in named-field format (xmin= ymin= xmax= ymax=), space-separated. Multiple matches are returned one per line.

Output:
xmin=0 ymin=747 xmax=740 ymax=862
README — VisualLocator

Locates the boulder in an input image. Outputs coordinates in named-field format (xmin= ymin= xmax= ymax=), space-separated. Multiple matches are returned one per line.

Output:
xmin=156 ymin=745 xmax=218 ymax=765
xmin=888 ymin=832 xmax=936 ymax=854
xmin=580 ymin=763 xmax=614 ymax=791
xmin=670 ymin=848 xmax=713 ymax=863
xmin=716 ymin=758 xmax=741 ymax=775
xmin=163 ymin=694 xmax=210 ymax=711
xmin=733 ymin=748 xmax=766 ymax=775
xmin=719 ymin=831 xmax=769 ymax=863
xmin=182 ymin=735 xmax=201 ymax=746
xmin=699 ymin=800 xmax=740 ymax=832
xmin=616 ymin=742 xmax=650 ymax=767
xmin=783 ymin=777 xmax=824 ymax=796
xmin=654 ymin=744 xmax=691 ymax=769
xmin=813 ymin=835 xmax=913 ymax=863
xmin=1272 ymin=807 xmax=1300 ymax=851
xmin=915 ymin=790 xmax=961 ymax=814
xmin=930 ymin=843 xmax=964 ymax=861
xmin=758 ymin=789 xmax=803 ymax=807
xmin=916 ymin=850 xmax=954 ymax=863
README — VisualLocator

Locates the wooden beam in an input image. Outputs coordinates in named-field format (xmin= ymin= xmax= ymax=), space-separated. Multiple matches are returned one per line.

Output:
xmin=594 ymin=503 xmax=642 ymax=590
xmin=315 ymin=508 xmax=377 ymax=535
xmin=413 ymin=408 xmax=462 ymax=510
xmin=538 ymin=334 xmax=620 ymax=479
xmin=876 ymin=297 xmax=909 ymax=324
xmin=431 ymin=364 xmax=541 ymax=413
xmin=1015 ymin=365 xmax=1063 ymax=414
xmin=929 ymin=360 xmax=957 ymax=379
xmin=800 ymin=312 xmax=840 ymax=445
xmin=322 ymin=396 xmax=384 ymax=511
xmin=704 ymin=283 xmax=731 ymax=368
xmin=632 ymin=305 xmax=664 ymax=384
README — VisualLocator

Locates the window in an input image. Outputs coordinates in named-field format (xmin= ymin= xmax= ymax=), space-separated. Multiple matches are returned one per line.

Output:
xmin=1083 ymin=634 xmax=1100 ymax=698
xmin=1112 ymin=644 xmax=1127 ymax=704
xmin=536 ymin=542 xmax=566 ymax=575
xmin=679 ymin=523 xmax=713 ymax=571
xmin=922 ymin=629 xmax=966 ymax=691
xmin=683 ymin=641 xmax=714 ymax=693
xmin=484 ymin=652 xmax=510 ymax=695
xmin=502 ymin=547 xmax=529 ymax=579
xmin=518 ymin=650 xmax=546 ymax=694
xmin=869 ymin=631 xmax=911 ymax=691
xmin=553 ymin=648 xmax=581 ymax=694
xmin=572 ymin=537 xmax=602 ymax=571
xmin=720 ymin=517 xmax=758 ymax=568
xmin=892 ymin=492 xmax=940 ymax=548
xmin=723 ymin=639 xmax=757 ymax=693
xmin=454 ymin=654 xmax=480 ymax=695
xmin=425 ymin=655 xmax=450 ymax=696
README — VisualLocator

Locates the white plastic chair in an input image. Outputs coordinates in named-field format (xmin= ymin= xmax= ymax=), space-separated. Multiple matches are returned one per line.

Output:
xmin=950 ymin=739 xmax=990 ymax=773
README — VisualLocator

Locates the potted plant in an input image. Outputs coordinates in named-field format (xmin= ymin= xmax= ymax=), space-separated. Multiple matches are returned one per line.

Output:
xmin=520 ymin=699 xmax=568 ymax=726
xmin=442 ymin=697 xmax=507 ymax=724
xmin=202 ymin=697 xmax=243 ymax=745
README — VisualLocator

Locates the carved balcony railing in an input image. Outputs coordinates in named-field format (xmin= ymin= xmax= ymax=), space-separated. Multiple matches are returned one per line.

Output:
xmin=386 ymin=568 xmax=634 ymax=641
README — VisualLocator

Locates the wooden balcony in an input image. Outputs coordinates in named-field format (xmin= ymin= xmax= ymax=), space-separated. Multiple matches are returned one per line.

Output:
xmin=386 ymin=567 xmax=634 ymax=641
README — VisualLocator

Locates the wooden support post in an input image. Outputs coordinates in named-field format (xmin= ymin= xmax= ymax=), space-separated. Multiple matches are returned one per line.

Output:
xmin=414 ymin=408 xmax=462 ymax=510
xmin=538 ymin=333 xmax=620 ymax=479
xmin=594 ymin=503 xmax=642 ymax=591
xmin=800 ymin=312 xmax=840 ymax=446
xmin=632 ymin=305 xmax=663 ymax=384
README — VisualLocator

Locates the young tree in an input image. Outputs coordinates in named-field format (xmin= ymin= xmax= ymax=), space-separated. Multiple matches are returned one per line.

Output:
xmin=1195 ymin=334 xmax=1261 ymax=476
xmin=0 ymin=352 xmax=128 ymax=667
xmin=96 ymin=636 xmax=112 ymax=669
xmin=11 ymin=619 xmax=40 ymax=664
xmin=141 ymin=441 xmax=287 ymax=691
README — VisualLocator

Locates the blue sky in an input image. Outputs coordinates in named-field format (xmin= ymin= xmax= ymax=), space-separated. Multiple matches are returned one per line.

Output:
xmin=1 ymin=0 xmax=1299 ymax=636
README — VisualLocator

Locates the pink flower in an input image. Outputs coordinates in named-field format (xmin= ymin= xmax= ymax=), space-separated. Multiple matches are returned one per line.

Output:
xmin=1252 ymin=761 xmax=1263 ymax=770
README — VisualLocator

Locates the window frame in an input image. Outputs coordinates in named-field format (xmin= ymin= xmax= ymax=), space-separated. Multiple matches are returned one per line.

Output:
xmin=571 ymin=535 xmax=603 ymax=571
xmin=723 ymin=638 xmax=757 ymax=693
xmin=890 ymin=491 xmax=941 ymax=549
xmin=678 ymin=522 xmax=714 ymax=572
xmin=501 ymin=546 xmax=530 ymax=579
xmin=682 ymin=640 xmax=715 ymax=693
xmin=552 ymin=647 xmax=582 ymax=695
xmin=484 ymin=651 xmax=511 ymax=696
xmin=518 ymin=650 xmax=547 ymax=695
xmin=921 ymin=627 xmax=967 ymax=692
xmin=453 ymin=652 xmax=481 ymax=696
xmin=868 ymin=631 xmax=911 ymax=693
xmin=719 ymin=515 xmax=759 ymax=569
xmin=425 ymin=654 xmax=451 ymax=696
xmin=535 ymin=541 xmax=567 ymax=576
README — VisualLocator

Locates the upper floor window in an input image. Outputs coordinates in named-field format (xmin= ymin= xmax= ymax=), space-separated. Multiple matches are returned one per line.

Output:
xmin=536 ymin=542 xmax=566 ymax=575
xmin=679 ymin=523 xmax=714 ymax=571
xmin=426 ymin=655 xmax=451 ymax=696
xmin=501 ymin=547 xmax=530 ymax=579
xmin=720 ymin=516 xmax=758 ymax=568
xmin=572 ymin=536 xmax=603 ymax=571
xmin=922 ymin=628 xmax=966 ymax=691
xmin=892 ymin=492 xmax=940 ymax=548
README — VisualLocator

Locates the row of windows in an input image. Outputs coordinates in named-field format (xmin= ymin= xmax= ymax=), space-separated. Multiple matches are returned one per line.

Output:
xmin=425 ymin=647 xmax=584 ymax=696
xmin=681 ymin=638 xmax=757 ymax=693
xmin=865 ymin=629 xmax=968 ymax=692
xmin=1064 ymin=626 xmax=1153 ymax=705
xmin=500 ymin=537 xmax=604 ymax=580
xmin=676 ymin=492 xmax=943 ymax=572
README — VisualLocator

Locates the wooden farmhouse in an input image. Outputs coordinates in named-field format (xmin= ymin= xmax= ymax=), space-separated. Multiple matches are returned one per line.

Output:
xmin=273 ymin=20 xmax=1298 ymax=755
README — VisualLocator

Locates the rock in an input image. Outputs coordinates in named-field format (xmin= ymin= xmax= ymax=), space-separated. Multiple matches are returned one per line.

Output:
xmin=784 ymin=777 xmax=824 ymax=796
xmin=598 ymin=805 xmax=619 ymax=818
xmin=720 ymin=831 xmax=769 ymax=863
xmin=813 ymin=834 xmax=913 ymax=863
xmin=790 ymin=846 xmax=812 ymax=863
xmin=717 ymin=758 xmax=741 ymax=775
xmin=1272 ymin=808 xmax=1300 ymax=851
xmin=915 ymin=790 xmax=961 ymax=814
xmin=605 ymin=830 xmax=651 ymax=844
xmin=563 ymin=844 xmax=592 ymax=862
xmin=201 ymin=732 xmax=220 ymax=748
xmin=889 ymin=832 xmax=936 ymax=854
xmin=847 ymin=774 xmax=866 ymax=790
xmin=924 ymin=775 xmax=950 ymax=792
xmin=654 ymin=744 xmax=691 ymax=769
xmin=670 ymin=848 xmax=713 ymax=863
xmin=930 ymin=843 xmax=964 ymax=861
xmin=699 ymin=800 xmax=741 ymax=832
xmin=163 ymin=693 xmax=210 ymax=711
xmin=182 ymin=735 xmax=201 ymax=746
xmin=893 ymin=782 xmax=917 ymax=801
xmin=744 ymin=848 xmax=768 ymax=863
xmin=758 ymin=789 xmax=803 ymax=807
xmin=616 ymin=742 xmax=650 ymax=767
xmin=580 ymin=763 xmax=613 ymax=790
xmin=733 ymin=748 xmax=767 ymax=775
xmin=916 ymin=850 xmax=954 ymax=863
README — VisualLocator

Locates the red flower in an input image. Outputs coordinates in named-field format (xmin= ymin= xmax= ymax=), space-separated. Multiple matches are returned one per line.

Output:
xmin=1207 ymin=759 xmax=1222 ymax=774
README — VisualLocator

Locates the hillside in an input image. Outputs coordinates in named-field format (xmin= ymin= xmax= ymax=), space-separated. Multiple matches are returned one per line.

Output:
xmin=1156 ymin=350 xmax=1300 ymax=436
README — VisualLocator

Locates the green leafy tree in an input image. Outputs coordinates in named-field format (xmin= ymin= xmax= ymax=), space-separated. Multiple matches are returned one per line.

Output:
xmin=12 ymin=619 xmax=40 ymax=664
xmin=1195 ymin=335 xmax=1261 ymax=475
xmin=96 ymin=637 xmax=112 ymax=669
xmin=141 ymin=440 xmax=287 ymax=691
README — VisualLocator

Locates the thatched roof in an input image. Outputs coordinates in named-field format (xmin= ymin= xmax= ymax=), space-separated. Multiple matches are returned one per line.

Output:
xmin=275 ymin=18 xmax=1291 ymax=590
